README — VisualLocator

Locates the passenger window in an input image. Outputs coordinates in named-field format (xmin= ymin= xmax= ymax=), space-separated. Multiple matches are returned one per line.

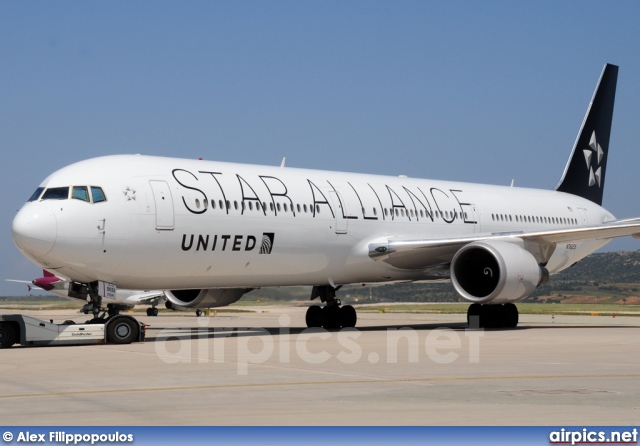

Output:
xmin=90 ymin=187 xmax=106 ymax=203
xmin=72 ymin=186 xmax=90 ymax=202
xmin=42 ymin=187 xmax=69 ymax=200
xmin=28 ymin=187 xmax=45 ymax=202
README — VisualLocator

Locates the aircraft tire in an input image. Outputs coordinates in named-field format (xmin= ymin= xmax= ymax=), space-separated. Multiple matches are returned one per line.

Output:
xmin=483 ymin=304 xmax=504 ymax=329
xmin=339 ymin=305 xmax=357 ymax=328
xmin=504 ymin=303 xmax=518 ymax=328
xmin=305 ymin=305 xmax=322 ymax=328
xmin=0 ymin=323 xmax=18 ymax=348
xmin=151 ymin=307 xmax=159 ymax=317
xmin=107 ymin=317 xmax=138 ymax=344
xmin=322 ymin=305 xmax=341 ymax=330
xmin=107 ymin=306 xmax=120 ymax=316
xmin=467 ymin=303 xmax=482 ymax=327
xmin=196 ymin=309 xmax=203 ymax=317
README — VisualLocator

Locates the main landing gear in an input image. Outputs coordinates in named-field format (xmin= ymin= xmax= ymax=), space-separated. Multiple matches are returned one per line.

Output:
xmin=305 ymin=285 xmax=357 ymax=329
xmin=146 ymin=307 xmax=159 ymax=316
xmin=467 ymin=303 xmax=519 ymax=329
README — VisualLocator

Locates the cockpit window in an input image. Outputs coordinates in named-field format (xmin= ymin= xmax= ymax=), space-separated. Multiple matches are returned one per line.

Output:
xmin=72 ymin=186 xmax=90 ymax=202
xmin=41 ymin=187 xmax=69 ymax=200
xmin=91 ymin=186 xmax=106 ymax=203
xmin=28 ymin=187 xmax=44 ymax=202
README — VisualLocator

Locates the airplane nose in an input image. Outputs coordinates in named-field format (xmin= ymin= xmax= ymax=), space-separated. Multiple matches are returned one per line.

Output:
xmin=12 ymin=203 xmax=57 ymax=259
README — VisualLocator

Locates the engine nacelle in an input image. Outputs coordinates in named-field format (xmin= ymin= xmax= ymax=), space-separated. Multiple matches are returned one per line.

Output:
xmin=450 ymin=241 xmax=548 ymax=304
xmin=165 ymin=288 xmax=253 ymax=309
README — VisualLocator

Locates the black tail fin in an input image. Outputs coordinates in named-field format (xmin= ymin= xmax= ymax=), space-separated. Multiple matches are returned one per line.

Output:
xmin=555 ymin=63 xmax=618 ymax=205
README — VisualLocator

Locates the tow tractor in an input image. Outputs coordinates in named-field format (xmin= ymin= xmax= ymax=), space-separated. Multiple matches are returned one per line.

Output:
xmin=0 ymin=280 xmax=146 ymax=348
xmin=0 ymin=314 xmax=145 ymax=348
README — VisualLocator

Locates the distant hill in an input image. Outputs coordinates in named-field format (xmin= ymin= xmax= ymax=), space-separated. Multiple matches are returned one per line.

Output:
xmin=0 ymin=294 xmax=69 ymax=302
xmin=546 ymin=250 xmax=640 ymax=282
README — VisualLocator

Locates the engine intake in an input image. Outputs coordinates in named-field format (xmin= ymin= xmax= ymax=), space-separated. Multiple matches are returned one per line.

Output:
xmin=165 ymin=288 xmax=252 ymax=309
xmin=450 ymin=241 xmax=548 ymax=304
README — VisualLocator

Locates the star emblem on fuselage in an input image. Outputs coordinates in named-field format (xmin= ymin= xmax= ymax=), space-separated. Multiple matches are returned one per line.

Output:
xmin=123 ymin=186 xmax=136 ymax=201
xmin=583 ymin=130 xmax=604 ymax=187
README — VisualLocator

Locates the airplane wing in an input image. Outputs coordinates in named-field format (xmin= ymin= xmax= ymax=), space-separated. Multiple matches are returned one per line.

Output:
xmin=5 ymin=279 xmax=34 ymax=291
xmin=367 ymin=219 xmax=640 ymax=270
xmin=121 ymin=291 xmax=166 ymax=306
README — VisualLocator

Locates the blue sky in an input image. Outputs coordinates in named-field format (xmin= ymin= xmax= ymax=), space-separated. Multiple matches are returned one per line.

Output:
xmin=2 ymin=1 xmax=640 ymax=294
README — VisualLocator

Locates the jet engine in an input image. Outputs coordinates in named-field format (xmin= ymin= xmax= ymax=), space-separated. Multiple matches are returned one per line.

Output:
xmin=450 ymin=241 xmax=548 ymax=304
xmin=164 ymin=288 xmax=253 ymax=309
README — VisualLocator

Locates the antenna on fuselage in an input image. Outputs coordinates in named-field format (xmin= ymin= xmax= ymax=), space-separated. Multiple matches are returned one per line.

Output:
xmin=280 ymin=157 xmax=286 ymax=168
xmin=510 ymin=179 xmax=514 ymax=187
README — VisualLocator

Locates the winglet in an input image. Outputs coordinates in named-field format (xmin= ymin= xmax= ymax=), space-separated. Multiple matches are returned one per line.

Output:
xmin=555 ymin=64 xmax=618 ymax=205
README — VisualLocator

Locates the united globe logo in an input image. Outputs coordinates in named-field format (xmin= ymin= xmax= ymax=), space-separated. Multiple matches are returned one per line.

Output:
xmin=259 ymin=233 xmax=275 ymax=254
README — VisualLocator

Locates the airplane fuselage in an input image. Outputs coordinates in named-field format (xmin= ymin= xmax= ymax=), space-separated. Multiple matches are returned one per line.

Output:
xmin=13 ymin=154 xmax=614 ymax=290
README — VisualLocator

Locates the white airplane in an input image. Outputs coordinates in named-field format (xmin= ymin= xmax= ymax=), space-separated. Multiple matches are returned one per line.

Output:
xmin=11 ymin=63 xmax=640 ymax=329
xmin=6 ymin=269 xmax=166 ymax=316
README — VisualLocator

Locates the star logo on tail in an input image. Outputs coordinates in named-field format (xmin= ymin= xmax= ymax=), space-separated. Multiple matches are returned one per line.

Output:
xmin=583 ymin=130 xmax=604 ymax=187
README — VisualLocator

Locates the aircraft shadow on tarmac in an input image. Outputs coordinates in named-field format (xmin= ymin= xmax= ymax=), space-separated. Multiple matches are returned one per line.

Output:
xmin=144 ymin=321 xmax=640 ymax=342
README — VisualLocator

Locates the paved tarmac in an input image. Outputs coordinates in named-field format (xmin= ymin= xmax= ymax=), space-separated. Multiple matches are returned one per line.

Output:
xmin=1 ymin=306 xmax=639 ymax=425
